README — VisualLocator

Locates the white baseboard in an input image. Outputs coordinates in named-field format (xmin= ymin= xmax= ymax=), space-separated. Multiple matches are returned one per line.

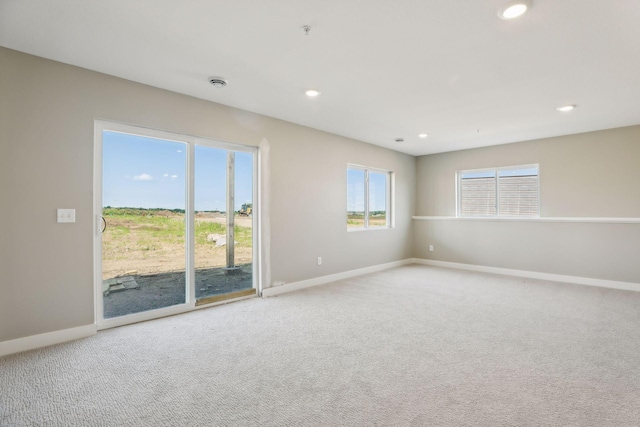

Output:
xmin=412 ymin=258 xmax=640 ymax=292
xmin=6 ymin=258 xmax=633 ymax=357
xmin=262 ymin=259 xmax=414 ymax=297
xmin=0 ymin=324 xmax=97 ymax=358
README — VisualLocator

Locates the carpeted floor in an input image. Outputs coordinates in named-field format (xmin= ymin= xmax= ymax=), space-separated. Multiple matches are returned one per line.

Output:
xmin=1 ymin=265 xmax=639 ymax=426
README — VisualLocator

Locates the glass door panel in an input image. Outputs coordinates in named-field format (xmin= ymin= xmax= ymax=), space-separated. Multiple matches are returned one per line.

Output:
xmin=101 ymin=131 xmax=187 ymax=318
xmin=233 ymin=151 xmax=254 ymax=289
xmin=194 ymin=147 xmax=254 ymax=303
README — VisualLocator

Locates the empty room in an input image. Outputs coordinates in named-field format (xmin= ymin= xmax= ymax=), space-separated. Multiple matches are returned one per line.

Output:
xmin=1 ymin=1 xmax=639 ymax=425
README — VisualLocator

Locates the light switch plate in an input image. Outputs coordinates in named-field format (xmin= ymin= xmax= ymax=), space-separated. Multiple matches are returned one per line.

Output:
xmin=57 ymin=209 xmax=76 ymax=223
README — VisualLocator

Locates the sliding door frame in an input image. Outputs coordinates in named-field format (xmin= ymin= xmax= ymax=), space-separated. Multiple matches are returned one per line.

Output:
xmin=93 ymin=120 xmax=260 ymax=330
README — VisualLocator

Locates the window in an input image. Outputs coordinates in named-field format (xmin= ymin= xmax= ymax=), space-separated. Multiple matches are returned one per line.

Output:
xmin=347 ymin=165 xmax=392 ymax=229
xmin=457 ymin=165 xmax=539 ymax=217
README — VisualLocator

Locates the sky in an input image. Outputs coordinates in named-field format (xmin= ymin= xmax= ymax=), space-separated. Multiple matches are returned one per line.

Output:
xmin=347 ymin=168 xmax=387 ymax=212
xmin=103 ymin=131 xmax=253 ymax=211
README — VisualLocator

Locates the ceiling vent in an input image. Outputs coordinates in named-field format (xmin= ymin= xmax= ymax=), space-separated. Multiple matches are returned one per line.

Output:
xmin=208 ymin=77 xmax=227 ymax=88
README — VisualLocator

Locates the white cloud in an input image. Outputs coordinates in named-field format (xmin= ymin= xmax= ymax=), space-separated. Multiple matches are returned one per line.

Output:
xmin=163 ymin=173 xmax=169 ymax=177
xmin=133 ymin=173 xmax=153 ymax=181
xmin=171 ymin=175 xmax=178 ymax=179
xmin=177 ymin=150 xmax=183 ymax=153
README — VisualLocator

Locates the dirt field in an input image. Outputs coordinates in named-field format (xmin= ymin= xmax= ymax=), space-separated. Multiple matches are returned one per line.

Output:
xmin=195 ymin=213 xmax=253 ymax=228
xmin=102 ymin=210 xmax=253 ymax=279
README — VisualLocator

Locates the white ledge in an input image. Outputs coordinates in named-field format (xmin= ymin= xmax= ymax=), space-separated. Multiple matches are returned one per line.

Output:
xmin=412 ymin=216 xmax=640 ymax=224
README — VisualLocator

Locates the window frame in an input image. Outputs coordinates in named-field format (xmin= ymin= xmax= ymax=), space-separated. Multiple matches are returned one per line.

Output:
xmin=456 ymin=164 xmax=540 ymax=218
xmin=347 ymin=164 xmax=393 ymax=231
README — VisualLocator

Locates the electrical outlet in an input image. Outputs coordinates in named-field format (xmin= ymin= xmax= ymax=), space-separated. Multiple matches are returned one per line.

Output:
xmin=429 ymin=245 xmax=434 ymax=252
xmin=317 ymin=257 xmax=322 ymax=266
xmin=57 ymin=209 xmax=76 ymax=223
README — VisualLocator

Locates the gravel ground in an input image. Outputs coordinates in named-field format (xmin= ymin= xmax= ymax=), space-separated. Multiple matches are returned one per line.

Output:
xmin=104 ymin=264 xmax=253 ymax=318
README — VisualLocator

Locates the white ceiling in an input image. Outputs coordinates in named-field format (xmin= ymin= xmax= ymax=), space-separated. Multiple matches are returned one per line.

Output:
xmin=1 ymin=0 xmax=640 ymax=156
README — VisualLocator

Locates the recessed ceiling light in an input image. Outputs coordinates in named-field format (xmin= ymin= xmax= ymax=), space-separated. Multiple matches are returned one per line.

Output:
xmin=557 ymin=105 xmax=576 ymax=112
xmin=208 ymin=77 xmax=227 ymax=88
xmin=498 ymin=0 xmax=531 ymax=20
xmin=305 ymin=89 xmax=321 ymax=97
xmin=418 ymin=133 xmax=429 ymax=139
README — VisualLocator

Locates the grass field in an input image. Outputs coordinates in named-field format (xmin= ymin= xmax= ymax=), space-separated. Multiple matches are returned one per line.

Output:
xmin=347 ymin=213 xmax=387 ymax=228
xmin=102 ymin=208 xmax=252 ymax=279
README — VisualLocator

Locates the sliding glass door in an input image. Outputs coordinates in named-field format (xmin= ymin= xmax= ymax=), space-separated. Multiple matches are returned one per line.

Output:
xmin=95 ymin=121 xmax=258 ymax=328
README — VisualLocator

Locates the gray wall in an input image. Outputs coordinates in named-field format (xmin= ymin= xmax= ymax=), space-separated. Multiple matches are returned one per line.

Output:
xmin=414 ymin=126 xmax=640 ymax=283
xmin=0 ymin=47 xmax=415 ymax=342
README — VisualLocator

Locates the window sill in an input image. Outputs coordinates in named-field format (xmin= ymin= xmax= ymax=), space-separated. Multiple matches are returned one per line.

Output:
xmin=412 ymin=216 xmax=640 ymax=224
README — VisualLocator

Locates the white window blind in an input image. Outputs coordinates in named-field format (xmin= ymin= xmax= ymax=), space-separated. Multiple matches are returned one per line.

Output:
xmin=458 ymin=165 xmax=539 ymax=217
xmin=498 ymin=169 xmax=539 ymax=216
xmin=459 ymin=170 xmax=496 ymax=216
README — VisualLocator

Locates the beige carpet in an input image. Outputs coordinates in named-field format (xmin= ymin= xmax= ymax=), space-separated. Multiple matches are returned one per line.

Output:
xmin=1 ymin=265 xmax=639 ymax=426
